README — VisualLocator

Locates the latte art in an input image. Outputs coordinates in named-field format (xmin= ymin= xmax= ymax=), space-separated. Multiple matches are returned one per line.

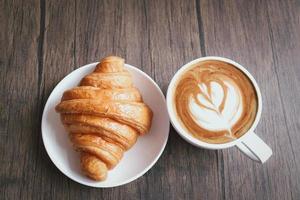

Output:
xmin=189 ymin=81 xmax=243 ymax=136
xmin=175 ymin=61 xmax=257 ymax=143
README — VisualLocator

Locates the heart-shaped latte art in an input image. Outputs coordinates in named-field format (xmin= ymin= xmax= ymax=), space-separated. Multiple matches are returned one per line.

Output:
xmin=188 ymin=81 xmax=243 ymax=138
xmin=174 ymin=60 xmax=258 ymax=144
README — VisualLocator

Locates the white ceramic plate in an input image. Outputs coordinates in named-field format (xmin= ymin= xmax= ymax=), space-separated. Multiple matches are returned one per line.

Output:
xmin=41 ymin=62 xmax=169 ymax=188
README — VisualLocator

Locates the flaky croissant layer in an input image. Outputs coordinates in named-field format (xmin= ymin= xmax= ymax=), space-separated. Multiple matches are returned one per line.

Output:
xmin=56 ymin=56 xmax=153 ymax=181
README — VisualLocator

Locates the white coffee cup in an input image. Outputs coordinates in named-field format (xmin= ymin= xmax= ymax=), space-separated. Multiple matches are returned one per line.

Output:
xmin=166 ymin=56 xmax=272 ymax=163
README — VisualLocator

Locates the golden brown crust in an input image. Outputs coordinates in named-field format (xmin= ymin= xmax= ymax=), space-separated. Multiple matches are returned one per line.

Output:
xmin=95 ymin=56 xmax=125 ymax=73
xmin=62 ymin=114 xmax=138 ymax=150
xmin=80 ymin=152 xmax=107 ymax=181
xmin=62 ymin=86 xmax=142 ymax=102
xmin=55 ymin=56 xmax=153 ymax=181
xmin=70 ymin=133 xmax=123 ymax=169
xmin=80 ymin=71 xmax=133 ymax=89
xmin=56 ymin=99 xmax=152 ymax=134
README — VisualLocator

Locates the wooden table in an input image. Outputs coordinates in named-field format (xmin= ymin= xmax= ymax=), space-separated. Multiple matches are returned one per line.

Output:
xmin=1 ymin=0 xmax=299 ymax=199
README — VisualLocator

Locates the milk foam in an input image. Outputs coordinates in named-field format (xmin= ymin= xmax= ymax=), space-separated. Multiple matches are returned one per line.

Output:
xmin=188 ymin=81 xmax=243 ymax=134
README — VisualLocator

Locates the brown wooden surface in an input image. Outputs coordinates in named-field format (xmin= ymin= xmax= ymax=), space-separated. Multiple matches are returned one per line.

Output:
xmin=1 ymin=0 xmax=299 ymax=199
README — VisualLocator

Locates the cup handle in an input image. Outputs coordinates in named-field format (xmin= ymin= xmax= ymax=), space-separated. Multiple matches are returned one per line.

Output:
xmin=236 ymin=132 xmax=272 ymax=163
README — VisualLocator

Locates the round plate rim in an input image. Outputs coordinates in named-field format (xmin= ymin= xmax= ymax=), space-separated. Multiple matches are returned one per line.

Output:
xmin=41 ymin=62 xmax=169 ymax=188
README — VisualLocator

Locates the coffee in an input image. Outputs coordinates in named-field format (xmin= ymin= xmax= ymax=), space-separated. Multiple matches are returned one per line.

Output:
xmin=174 ymin=60 xmax=258 ymax=144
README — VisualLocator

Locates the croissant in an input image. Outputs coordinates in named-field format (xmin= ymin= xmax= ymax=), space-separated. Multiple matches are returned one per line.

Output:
xmin=55 ymin=56 xmax=153 ymax=181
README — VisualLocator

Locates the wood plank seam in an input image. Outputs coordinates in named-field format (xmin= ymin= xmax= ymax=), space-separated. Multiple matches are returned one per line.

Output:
xmin=143 ymin=0 xmax=156 ymax=81
xmin=195 ymin=0 xmax=206 ymax=57
xmin=217 ymin=151 xmax=226 ymax=200
xmin=73 ymin=0 xmax=77 ymax=70
xmin=195 ymin=1 xmax=225 ymax=200
xmin=37 ymin=0 xmax=45 ymax=106
xmin=265 ymin=6 xmax=297 ymax=164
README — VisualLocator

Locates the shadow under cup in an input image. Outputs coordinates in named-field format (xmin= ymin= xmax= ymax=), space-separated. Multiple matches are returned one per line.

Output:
xmin=167 ymin=56 xmax=272 ymax=163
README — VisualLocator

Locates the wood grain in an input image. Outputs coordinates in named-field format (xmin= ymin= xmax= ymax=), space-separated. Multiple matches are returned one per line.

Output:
xmin=266 ymin=0 xmax=300 ymax=198
xmin=73 ymin=1 xmax=221 ymax=199
xmin=0 ymin=0 xmax=299 ymax=199
xmin=30 ymin=1 xmax=76 ymax=199
xmin=0 ymin=0 xmax=40 ymax=199
xmin=199 ymin=0 xmax=300 ymax=199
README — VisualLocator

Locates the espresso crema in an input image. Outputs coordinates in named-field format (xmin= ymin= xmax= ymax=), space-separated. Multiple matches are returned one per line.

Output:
xmin=174 ymin=60 xmax=258 ymax=143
